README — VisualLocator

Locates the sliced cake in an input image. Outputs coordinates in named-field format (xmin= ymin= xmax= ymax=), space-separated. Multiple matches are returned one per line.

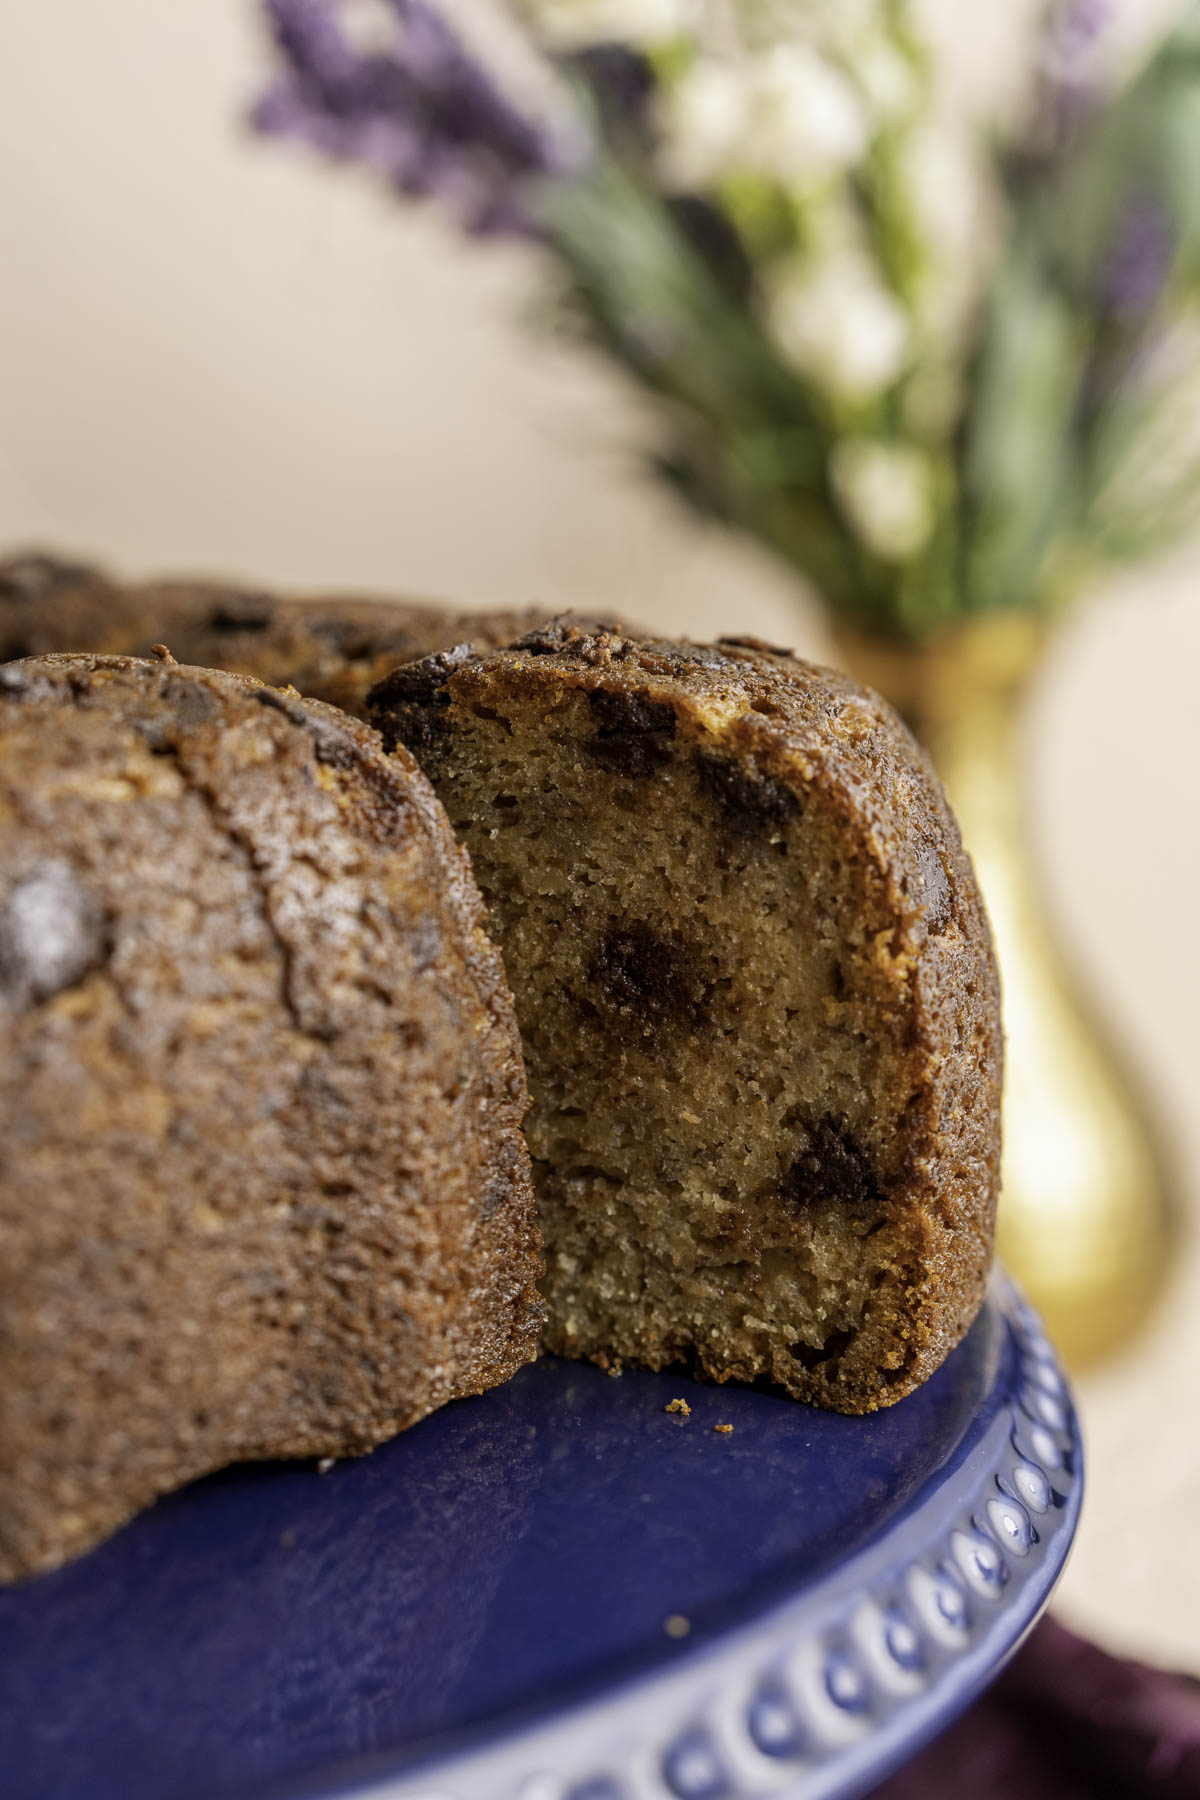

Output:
xmin=367 ymin=620 xmax=1002 ymax=1414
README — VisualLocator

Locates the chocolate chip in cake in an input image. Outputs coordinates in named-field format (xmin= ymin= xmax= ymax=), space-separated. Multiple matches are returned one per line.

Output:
xmin=586 ymin=730 xmax=669 ymax=776
xmin=588 ymin=690 xmax=675 ymax=738
xmin=366 ymin=648 xmax=475 ymax=755
xmin=383 ymin=705 xmax=454 ymax=759
xmin=367 ymin=646 xmax=475 ymax=710
xmin=781 ymin=1118 xmax=882 ymax=1223
xmin=305 ymin=621 xmax=380 ymax=658
xmin=584 ymin=689 xmax=675 ymax=777
xmin=588 ymin=922 xmax=709 ymax=1026
xmin=695 ymin=751 xmax=798 ymax=838
xmin=207 ymin=595 xmax=275 ymax=634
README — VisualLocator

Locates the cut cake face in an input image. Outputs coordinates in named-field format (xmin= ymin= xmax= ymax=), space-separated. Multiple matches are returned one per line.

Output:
xmin=369 ymin=621 xmax=1002 ymax=1414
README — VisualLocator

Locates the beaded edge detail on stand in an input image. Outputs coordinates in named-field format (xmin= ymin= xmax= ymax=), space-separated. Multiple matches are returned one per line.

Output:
xmin=523 ymin=1293 xmax=1078 ymax=1800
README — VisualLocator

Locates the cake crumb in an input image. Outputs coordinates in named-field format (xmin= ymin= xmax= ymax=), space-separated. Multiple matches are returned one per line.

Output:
xmin=664 ymin=1398 xmax=691 ymax=1418
xmin=664 ymin=1614 xmax=691 ymax=1639
xmin=679 ymin=1109 xmax=701 ymax=1125
xmin=713 ymin=1423 xmax=733 ymax=1435
xmin=316 ymin=1457 xmax=336 ymax=1475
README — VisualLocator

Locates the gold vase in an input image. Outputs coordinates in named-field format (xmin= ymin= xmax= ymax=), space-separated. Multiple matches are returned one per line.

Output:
xmin=832 ymin=614 xmax=1175 ymax=1368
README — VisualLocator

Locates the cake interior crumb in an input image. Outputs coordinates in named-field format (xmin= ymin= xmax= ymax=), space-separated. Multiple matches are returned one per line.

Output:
xmin=434 ymin=679 xmax=928 ymax=1405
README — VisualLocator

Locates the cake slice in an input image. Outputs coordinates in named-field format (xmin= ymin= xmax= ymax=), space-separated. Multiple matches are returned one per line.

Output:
xmin=367 ymin=620 xmax=1002 ymax=1413
xmin=0 ymin=654 xmax=541 ymax=1581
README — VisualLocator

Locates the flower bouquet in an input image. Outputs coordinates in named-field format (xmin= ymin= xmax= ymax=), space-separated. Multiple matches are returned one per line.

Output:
xmin=254 ymin=0 xmax=1200 ymax=641
xmin=254 ymin=0 xmax=1197 ymax=1359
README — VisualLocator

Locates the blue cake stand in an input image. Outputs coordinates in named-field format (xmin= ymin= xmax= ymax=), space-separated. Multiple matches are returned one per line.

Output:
xmin=0 ymin=1274 xmax=1080 ymax=1800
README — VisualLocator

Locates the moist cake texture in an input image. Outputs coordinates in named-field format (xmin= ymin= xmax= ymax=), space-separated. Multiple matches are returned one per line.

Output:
xmin=368 ymin=620 xmax=1002 ymax=1414
xmin=0 ymin=552 xmax=609 ymax=719
xmin=0 ymin=654 xmax=541 ymax=1582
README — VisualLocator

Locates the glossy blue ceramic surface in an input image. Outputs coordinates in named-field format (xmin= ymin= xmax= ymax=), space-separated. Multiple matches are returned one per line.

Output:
xmin=0 ymin=1276 xmax=1080 ymax=1800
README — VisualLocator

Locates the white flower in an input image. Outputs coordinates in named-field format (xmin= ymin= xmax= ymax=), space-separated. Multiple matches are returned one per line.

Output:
xmin=528 ymin=0 xmax=693 ymax=50
xmin=656 ymin=60 xmax=750 ymax=189
xmin=900 ymin=124 xmax=995 ymax=341
xmin=830 ymin=438 xmax=935 ymax=560
xmin=746 ymin=0 xmax=880 ymax=58
xmin=903 ymin=125 xmax=982 ymax=261
xmin=658 ymin=45 xmax=868 ymax=194
xmin=739 ymin=45 xmax=868 ymax=184
xmin=767 ymin=255 xmax=909 ymax=399
xmin=852 ymin=39 xmax=917 ymax=123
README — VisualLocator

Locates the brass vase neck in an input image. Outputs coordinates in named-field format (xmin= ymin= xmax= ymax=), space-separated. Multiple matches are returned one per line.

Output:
xmin=832 ymin=607 xmax=1173 ymax=1367
xmin=830 ymin=615 xmax=1049 ymax=747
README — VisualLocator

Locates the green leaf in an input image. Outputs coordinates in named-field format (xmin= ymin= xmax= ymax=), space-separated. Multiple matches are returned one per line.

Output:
xmin=961 ymin=226 xmax=1088 ymax=612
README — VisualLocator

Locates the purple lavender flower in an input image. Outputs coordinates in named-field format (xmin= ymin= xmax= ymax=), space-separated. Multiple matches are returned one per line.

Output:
xmin=1040 ymin=0 xmax=1115 ymax=142
xmin=253 ymin=0 xmax=577 ymax=235
xmin=1050 ymin=0 xmax=1113 ymax=61
xmin=1076 ymin=185 xmax=1176 ymax=424
xmin=1099 ymin=188 xmax=1174 ymax=324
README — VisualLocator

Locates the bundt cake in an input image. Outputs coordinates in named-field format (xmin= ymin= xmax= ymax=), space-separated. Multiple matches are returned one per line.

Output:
xmin=367 ymin=620 xmax=1002 ymax=1414
xmin=0 ymin=653 xmax=541 ymax=1581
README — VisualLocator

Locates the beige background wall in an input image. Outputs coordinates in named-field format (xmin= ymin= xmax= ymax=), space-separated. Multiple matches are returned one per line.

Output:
xmin=2 ymin=2 xmax=1198 ymax=1665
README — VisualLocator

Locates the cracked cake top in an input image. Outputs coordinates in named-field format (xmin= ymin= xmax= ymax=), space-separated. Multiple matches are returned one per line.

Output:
xmin=0 ymin=653 xmax=540 ymax=1580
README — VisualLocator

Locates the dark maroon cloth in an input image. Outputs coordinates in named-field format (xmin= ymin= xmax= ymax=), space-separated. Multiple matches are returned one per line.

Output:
xmin=868 ymin=1617 xmax=1200 ymax=1799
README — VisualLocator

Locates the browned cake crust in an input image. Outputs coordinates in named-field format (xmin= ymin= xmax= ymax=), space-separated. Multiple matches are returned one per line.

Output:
xmin=0 ymin=552 xmax=614 ymax=719
xmin=0 ymin=653 xmax=542 ymax=1583
xmin=368 ymin=619 xmax=1002 ymax=1414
